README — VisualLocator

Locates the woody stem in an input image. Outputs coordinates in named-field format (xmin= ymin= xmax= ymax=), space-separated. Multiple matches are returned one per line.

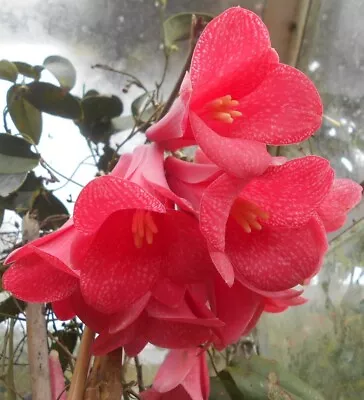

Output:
xmin=67 ymin=327 xmax=95 ymax=400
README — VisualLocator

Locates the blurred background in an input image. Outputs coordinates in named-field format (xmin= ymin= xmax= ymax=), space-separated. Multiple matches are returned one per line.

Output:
xmin=0 ymin=0 xmax=364 ymax=398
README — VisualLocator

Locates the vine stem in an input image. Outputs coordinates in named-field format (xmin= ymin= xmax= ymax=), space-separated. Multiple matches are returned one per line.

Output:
xmin=158 ymin=14 xmax=204 ymax=120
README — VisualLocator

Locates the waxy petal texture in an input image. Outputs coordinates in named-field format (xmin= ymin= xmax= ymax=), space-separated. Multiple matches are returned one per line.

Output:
xmin=190 ymin=113 xmax=271 ymax=179
xmin=226 ymin=216 xmax=328 ymax=292
xmin=317 ymin=179 xmax=362 ymax=232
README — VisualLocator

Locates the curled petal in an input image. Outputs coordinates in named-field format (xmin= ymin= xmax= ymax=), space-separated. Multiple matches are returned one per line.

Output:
xmin=317 ymin=178 xmax=362 ymax=232
xmin=3 ymin=254 xmax=78 ymax=303
xmin=146 ymin=73 xmax=193 ymax=148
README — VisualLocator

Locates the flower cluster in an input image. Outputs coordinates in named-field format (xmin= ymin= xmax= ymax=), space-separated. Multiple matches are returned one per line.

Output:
xmin=2 ymin=7 xmax=362 ymax=400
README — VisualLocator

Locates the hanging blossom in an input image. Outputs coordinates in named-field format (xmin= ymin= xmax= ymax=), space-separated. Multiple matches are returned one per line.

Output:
xmin=1 ymin=5 xmax=362 ymax=400
xmin=72 ymin=143 xmax=214 ymax=314
xmin=165 ymin=153 xmax=362 ymax=288
xmin=147 ymin=7 xmax=323 ymax=178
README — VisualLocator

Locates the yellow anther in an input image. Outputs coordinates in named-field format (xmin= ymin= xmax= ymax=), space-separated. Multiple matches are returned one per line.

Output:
xmin=213 ymin=112 xmax=234 ymax=124
xmin=206 ymin=94 xmax=242 ymax=124
xmin=230 ymin=199 xmax=269 ymax=234
xmin=132 ymin=210 xmax=158 ymax=248
xmin=230 ymin=110 xmax=243 ymax=118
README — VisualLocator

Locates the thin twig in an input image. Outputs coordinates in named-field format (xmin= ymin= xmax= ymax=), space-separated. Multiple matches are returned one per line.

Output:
xmin=52 ymin=155 xmax=94 ymax=192
xmin=40 ymin=159 xmax=84 ymax=188
xmin=3 ymin=107 xmax=11 ymax=133
xmin=134 ymin=356 xmax=145 ymax=392
xmin=92 ymin=64 xmax=150 ymax=97
xmin=207 ymin=348 xmax=219 ymax=377
xmin=158 ymin=14 xmax=202 ymax=120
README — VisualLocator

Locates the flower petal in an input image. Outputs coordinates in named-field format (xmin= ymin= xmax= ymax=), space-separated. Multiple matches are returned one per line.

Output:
xmin=70 ymin=289 xmax=110 ymax=332
xmin=146 ymin=73 xmax=194 ymax=148
xmin=226 ymin=216 xmax=328 ymax=292
xmin=147 ymin=318 xmax=212 ymax=349
xmin=6 ymin=223 xmax=80 ymax=276
xmin=191 ymin=7 xmax=271 ymax=97
xmin=152 ymin=278 xmax=186 ymax=307
xmin=79 ymin=210 xmax=163 ymax=314
xmin=92 ymin=317 xmax=146 ymax=355
xmin=74 ymin=176 xmax=165 ymax=234
xmin=242 ymin=156 xmax=335 ymax=227
xmin=231 ymin=64 xmax=323 ymax=144
xmin=165 ymin=156 xmax=220 ymax=184
xmin=164 ymin=211 xmax=213 ymax=284
xmin=317 ymin=178 xmax=362 ymax=232
xmin=153 ymin=348 xmax=201 ymax=393
xmin=200 ymin=173 xmax=247 ymax=253
xmin=190 ymin=112 xmax=271 ymax=178
xmin=52 ymin=297 xmax=76 ymax=321
xmin=109 ymin=292 xmax=151 ymax=333
xmin=212 ymin=278 xmax=263 ymax=348
xmin=110 ymin=153 xmax=132 ymax=177
xmin=3 ymin=254 xmax=78 ymax=302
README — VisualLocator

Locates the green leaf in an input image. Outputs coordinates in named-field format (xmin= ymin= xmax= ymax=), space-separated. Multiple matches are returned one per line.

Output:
xmin=0 ymin=172 xmax=42 ymax=213
xmin=43 ymin=55 xmax=77 ymax=90
xmin=0 ymin=296 xmax=26 ymax=323
xmin=112 ymin=115 xmax=135 ymax=132
xmin=0 ymin=134 xmax=40 ymax=174
xmin=209 ymin=376 xmax=233 ymax=400
xmin=0 ymin=60 xmax=18 ymax=82
xmin=131 ymin=92 xmax=156 ymax=126
xmin=163 ymin=12 xmax=213 ymax=49
xmin=32 ymin=190 xmax=69 ymax=230
xmin=81 ymin=95 xmax=123 ymax=120
xmin=0 ymin=134 xmax=39 ymax=196
xmin=221 ymin=367 xmax=301 ymax=400
xmin=84 ymin=89 xmax=100 ymax=98
xmin=0 ymin=172 xmax=28 ymax=197
xmin=51 ymin=328 xmax=78 ymax=371
xmin=232 ymin=356 xmax=325 ymax=400
xmin=13 ymin=61 xmax=43 ymax=80
xmin=23 ymin=82 xmax=82 ymax=119
xmin=7 ymin=85 xmax=43 ymax=144
xmin=77 ymin=95 xmax=123 ymax=143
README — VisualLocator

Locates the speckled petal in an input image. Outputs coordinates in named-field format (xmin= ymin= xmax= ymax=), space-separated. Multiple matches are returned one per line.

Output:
xmin=241 ymin=156 xmax=335 ymax=227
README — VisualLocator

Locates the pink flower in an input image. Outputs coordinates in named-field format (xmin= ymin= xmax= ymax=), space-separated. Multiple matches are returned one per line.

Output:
xmin=73 ymin=143 xmax=213 ymax=314
xmin=166 ymin=155 xmax=336 ymax=289
xmin=147 ymin=7 xmax=322 ymax=178
xmin=141 ymin=348 xmax=209 ymax=400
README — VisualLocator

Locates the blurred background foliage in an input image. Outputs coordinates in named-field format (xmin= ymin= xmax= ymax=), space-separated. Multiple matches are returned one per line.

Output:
xmin=0 ymin=0 xmax=363 ymax=399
